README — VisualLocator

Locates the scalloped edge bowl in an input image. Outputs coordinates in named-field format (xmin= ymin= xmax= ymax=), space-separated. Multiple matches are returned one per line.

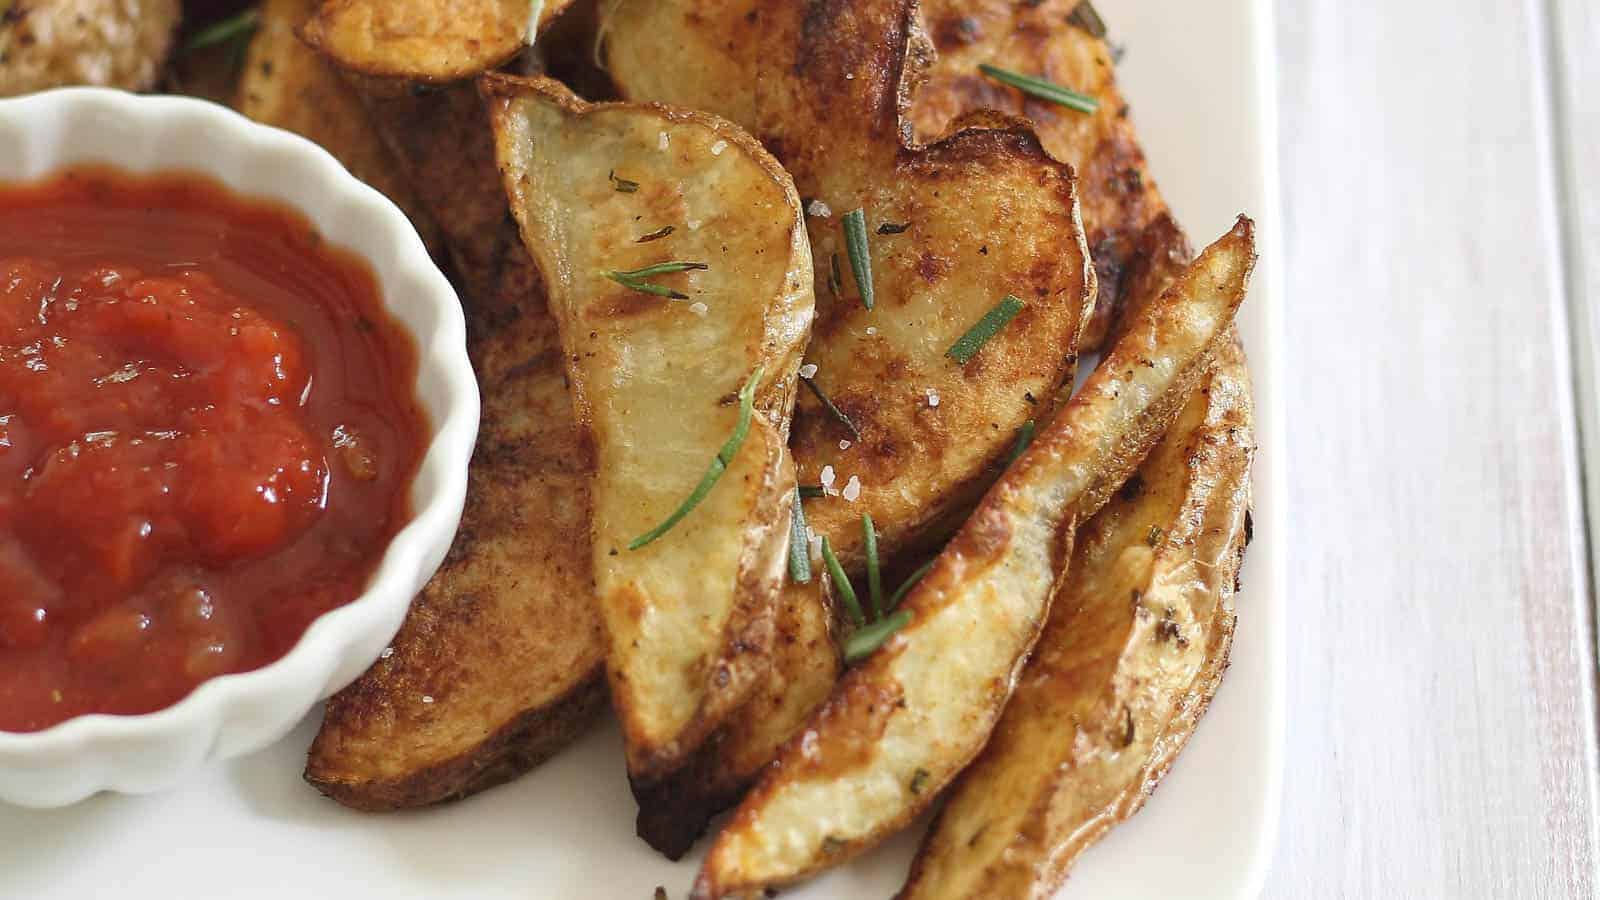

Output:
xmin=0 ymin=88 xmax=479 ymax=808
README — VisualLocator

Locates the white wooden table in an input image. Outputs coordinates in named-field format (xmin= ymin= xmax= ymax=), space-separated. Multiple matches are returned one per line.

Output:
xmin=1269 ymin=1 xmax=1600 ymax=895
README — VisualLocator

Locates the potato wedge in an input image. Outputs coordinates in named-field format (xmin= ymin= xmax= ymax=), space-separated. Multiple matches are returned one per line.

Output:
xmin=305 ymin=80 xmax=606 ymax=809
xmin=605 ymin=0 xmax=1096 ymax=576
xmin=900 ymin=256 xmax=1255 ymax=900
xmin=692 ymin=218 xmax=1256 ymax=899
xmin=912 ymin=0 xmax=1168 ymax=348
xmin=237 ymin=0 xmax=442 ymax=256
xmin=0 ymin=0 xmax=180 ymax=96
xmin=484 ymin=73 xmax=814 ymax=779
xmin=634 ymin=576 xmax=841 ymax=859
xmin=301 ymin=0 xmax=572 ymax=81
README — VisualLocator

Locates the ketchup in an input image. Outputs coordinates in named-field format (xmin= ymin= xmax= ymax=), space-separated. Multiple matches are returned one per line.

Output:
xmin=0 ymin=168 xmax=425 ymax=732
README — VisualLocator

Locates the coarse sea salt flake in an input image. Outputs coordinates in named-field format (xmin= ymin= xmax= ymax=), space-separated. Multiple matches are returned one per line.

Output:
xmin=927 ymin=388 xmax=941 ymax=407
xmin=710 ymin=139 xmax=728 ymax=156
xmin=839 ymin=439 xmax=852 ymax=450
xmin=807 ymin=200 xmax=833 ymax=218
xmin=689 ymin=302 xmax=709 ymax=316
xmin=421 ymin=695 xmax=434 ymax=704
xmin=820 ymin=464 xmax=838 ymax=495
xmin=800 ymin=363 xmax=818 ymax=378
xmin=658 ymin=132 xmax=670 ymax=150
xmin=842 ymin=475 xmax=862 ymax=501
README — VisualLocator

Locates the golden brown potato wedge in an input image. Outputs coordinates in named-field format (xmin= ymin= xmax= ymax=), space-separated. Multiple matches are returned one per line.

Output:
xmin=912 ymin=0 xmax=1168 ymax=348
xmin=900 ymin=261 xmax=1255 ymax=900
xmin=692 ymin=218 xmax=1256 ymax=899
xmin=605 ymin=0 xmax=1096 ymax=577
xmin=634 ymin=576 xmax=841 ymax=859
xmin=484 ymin=73 xmax=814 ymax=780
xmin=0 ymin=0 xmax=180 ymax=96
xmin=236 ymin=0 xmax=442 ymax=256
xmin=305 ymin=79 xmax=606 ymax=809
xmin=301 ymin=0 xmax=572 ymax=81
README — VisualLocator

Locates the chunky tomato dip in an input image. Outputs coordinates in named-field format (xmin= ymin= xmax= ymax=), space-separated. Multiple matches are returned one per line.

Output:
xmin=0 ymin=168 xmax=425 ymax=732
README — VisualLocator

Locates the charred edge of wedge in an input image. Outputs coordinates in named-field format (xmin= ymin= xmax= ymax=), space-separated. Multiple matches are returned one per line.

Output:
xmin=299 ymin=0 xmax=559 ymax=83
xmin=305 ymin=673 xmax=607 ymax=811
xmin=691 ymin=216 xmax=1256 ymax=899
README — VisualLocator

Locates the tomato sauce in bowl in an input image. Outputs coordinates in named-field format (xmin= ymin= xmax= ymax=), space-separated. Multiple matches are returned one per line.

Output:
xmin=0 ymin=168 xmax=426 ymax=733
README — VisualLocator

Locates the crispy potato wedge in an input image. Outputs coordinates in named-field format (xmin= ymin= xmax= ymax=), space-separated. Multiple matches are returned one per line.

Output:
xmin=634 ymin=576 xmax=841 ymax=859
xmin=900 ymin=262 xmax=1255 ymax=900
xmin=305 ymin=80 xmax=606 ymax=809
xmin=0 ymin=0 xmax=180 ymax=96
xmin=692 ymin=218 xmax=1256 ymax=899
xmin=237 ymin=0 xmax=442 ymax=256
xmin=484 ymin=74 xmax=814 ymax=779
xmin=605 ymin=0 xmax=1096 ymax=576
xmin=301 ymin=0 xmax=572 ymax=81
xmin=912 ymin=0 xmax=1168 ymax=348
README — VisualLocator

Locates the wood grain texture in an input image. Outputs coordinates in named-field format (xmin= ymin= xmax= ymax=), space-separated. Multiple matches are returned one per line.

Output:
xmin=1268 ymin=1 xmax=1600 ymax=897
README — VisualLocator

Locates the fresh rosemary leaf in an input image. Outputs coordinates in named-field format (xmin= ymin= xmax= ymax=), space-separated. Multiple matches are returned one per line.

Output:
xmin=636 ymin=225 xmax=675 ymax=243
xmin=887 ymin=558 xmax=936 ymax=611
xmin=609 ymin=169 xmax=639 ymax=193
xmin=877 ymin=222 xmax=910 ymax=235
xmin=842 ymin=208 xmax=874 ymax=310
xmin=610 ymin=261 xmax=708 ymax=278
xmin=628 ymin=366 xmax=762 ymax=549
xmin=801 ymin=375 xmax=863 ymax=441
xmin=184 ymin=8 xmax=260 ymax=54
xmin=844 ymin=609 xmax=912 ymax=664
xmin=1004 ymin=419 xmax=1036 ymax=467
xmin=1066 ymin=1 xmax=1108 ymax=39
xmin=828 ymin=253 xmax=843 ymax=299
xmin=799 ymin=484 xmax=827 ymax=499
xmin=788 ymin=487 xmax=813 ymax=583
xmin=947 ymin=294 xmax=1025 ymax=365
xmin=603 ymin=260 xmax=707 ymax=300
xmin=977 ymin=64 xmax=1100 ymax=115
xmin=822 ymin=536 xmax=864 ymax=626
xmin=863 ymin=514 xmax=883 ymax=620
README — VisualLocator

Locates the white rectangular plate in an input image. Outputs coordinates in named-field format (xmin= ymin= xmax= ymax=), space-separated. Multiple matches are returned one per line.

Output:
xmin=0 ymin=2 xmax=1285 ymax=897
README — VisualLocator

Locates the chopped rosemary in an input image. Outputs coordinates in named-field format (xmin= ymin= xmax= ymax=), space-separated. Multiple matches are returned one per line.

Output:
xmin=863 ymin=514 xmax=883 ymax=620
xmin=842 ymin=208 xmax=875 ymax=310
xmin=844 ymin=609 xmax=912 ymax=664
xmin=628 ymin=366 xmax=762 ymax=549
xmin=977 ymin=64 xmax=1100 ymax=115
xmin=828 ymin=253 xmax=844 ymax=299
xmin=822 ymin=536 xmax=864 ymax=626
xmin=877 ymin=222 xmax=910 ymax=235
xmin=1147 ymin=525 xmax=1164 ymax=547
xmin=887 ymin=558 xmax=936 ymax=611
xmin=910 ymin=768 xmax=930 ymax=794
xmin=799 ymin=484 xmax=827 ymax=499
xmin=801 ymin=375 xmax=863 ymax=441
xmin=603 ymin=260 xmax=707 ymax=300
xmin=636 ymin=225 xmax=675 ymax=243
xmin=947 ymin=294 xmax=1026 ymax=365
xmin=1066 ymin=1 xmax=1108 ymax=39
xmin=183 ymin=8 xmax=260 ymax=55
xmin=609 ymin=169 xmax=640 ymax=193
xmin=788 ymin=487 xmax=813 ymax=583
xmin=1004 ymin=419 xmax=1036 ymax=467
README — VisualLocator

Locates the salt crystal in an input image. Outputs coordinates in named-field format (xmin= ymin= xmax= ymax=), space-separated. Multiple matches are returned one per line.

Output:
xmin=658 ymin=131 xmax=670 ymax=150
xmin=807 ymin=199 xmax=833 ymax=218
xmin=866 ymin=326 xmax=877 ymax=335
xmin=842 ymin=475 xmax=862 ymax=501
xmin=689 ymin=302 xmax=709 ymax=316
xmin=820 ymin=464 xmax=838 ymax=495
xmin=927 ymin=388 xmax=941 ymax=408
xmin=839 ymin=439 xmax=852 ymax=450
xmin=710 ymin=139 xmax=728 ymax=156
xmin=421 ymin=695 xmax=435 ymax=704
xmin=687 ymin=219 xmax=702 ymax=230
xmin=381 ymin=647 xmax=395 ymax=659
xmin=800 ymin=363 xmax=819 ymax=378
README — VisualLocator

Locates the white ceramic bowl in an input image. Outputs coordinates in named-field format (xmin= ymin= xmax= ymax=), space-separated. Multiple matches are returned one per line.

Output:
xmin=0 ymin=88 xmax=479 ymax=808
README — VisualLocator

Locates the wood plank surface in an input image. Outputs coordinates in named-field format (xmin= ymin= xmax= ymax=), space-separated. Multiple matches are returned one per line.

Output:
xmin=1266 ymin=1 xmax=1599 ymax=896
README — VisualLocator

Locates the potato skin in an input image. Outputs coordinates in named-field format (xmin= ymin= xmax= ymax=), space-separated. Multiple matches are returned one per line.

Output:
xmin=900 ymin=221 xmax=1255 ymax=900
xmin=912 ymin=0 xmax=1169 ymax=350
xmin=305 ymin=80 xmax=607 ymax=810
xmin=0 ymin=0 xmax=181 ymax=95
xmin=301 ymin=0 xmax=573 ymax=82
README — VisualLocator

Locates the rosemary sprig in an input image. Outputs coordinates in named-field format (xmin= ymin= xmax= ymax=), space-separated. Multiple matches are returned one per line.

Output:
xmin=978 ymin=64 xmax=1100 ymax=115
xmin=629 ymin=366 xmax=762 ymax=549
xmin=1004 ymin=419 xmax=1036 ymax=468
xmin=636 ymin=225 xmax=674 ymax=243
xmin=947 ymin=294 xmax=1026 ymax=365
xmin=609 ymin=169 xmax=640 ymax=193
xmin=603 ymin=260 xmax=707 ymax=300
xmin=844 ymin=609 xmax=912 ymax=664
xmin=863 ymin=514 xmax=883 ymax=620
xmin=800 ymin=375 xmax=863 ymax=441
xmin=183 ymin=7 xmax=259 ymax=60
xmin=842 ymin=208 xmax=874 ymax=310
xmin=788 ymin=487 xmax=813 ymax=583
xmin=828 ymin=253 xmax=843 ymax=299
xmin=887 ymin=558 xmax=936 ymax=612
xmin=822 ymin=536 xmax=864 ymax=626
xmin=1066 ymin=1 xmax=1108 ymax=39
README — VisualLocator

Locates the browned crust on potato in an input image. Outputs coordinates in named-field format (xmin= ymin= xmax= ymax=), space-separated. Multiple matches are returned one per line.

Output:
xmin=0 ymin=0 xmax=181 ymax=96
xmin=300 ymin=0 xmax=573 ymax=82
